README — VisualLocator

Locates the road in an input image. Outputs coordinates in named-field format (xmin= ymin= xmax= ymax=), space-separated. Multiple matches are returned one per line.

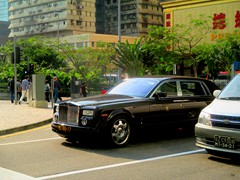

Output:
xmin=0 ymin=125 xmax=239 ymax=180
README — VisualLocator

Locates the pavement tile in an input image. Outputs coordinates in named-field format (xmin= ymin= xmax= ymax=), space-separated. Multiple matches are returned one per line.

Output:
xmin=0 ymin=100 xmax=53 ymax=136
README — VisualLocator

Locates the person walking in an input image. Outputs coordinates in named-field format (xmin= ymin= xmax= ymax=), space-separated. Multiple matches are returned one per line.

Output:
xmin=80 ymin=82 xmax=88 ymax=97
xmin=16 ymin=79 xmax=22 ymax=100
xmin=19 ymin=76 xmax=29 ymax=105
xmin=8 ymin=76 xmax=15 ymax=103
xmin=53 ymin=76 xmax=61 ymax=103
xmin=45 ymin=80 xmax=51 ymax=102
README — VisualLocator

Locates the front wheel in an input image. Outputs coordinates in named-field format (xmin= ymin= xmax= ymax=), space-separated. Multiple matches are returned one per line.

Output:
xmin=109 ymin=117 xmax=131 ymax=147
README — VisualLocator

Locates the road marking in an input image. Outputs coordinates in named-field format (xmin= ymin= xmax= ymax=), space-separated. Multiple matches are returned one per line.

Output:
xmin=0 ymin=124 xmax=51 ymax=139
xmin=0 ymin=167 xmax=36 ymax=180
xmin=37 ymin=149 xmax=205 ymax=180
xmin=0 ymin=137 xmax=61 ymax=146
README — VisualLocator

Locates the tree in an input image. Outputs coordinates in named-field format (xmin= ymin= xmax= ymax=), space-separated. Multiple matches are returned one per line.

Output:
xmin=17 ymin=36 xmax=66 ymax=70
xmin=0 ymin=40 xmax=13 ymax=63
xmin=113 ymin=38 xmax=145 ymax=77
xmin=143 ymin=26 xmax=180 ymax=75
xmin=195 ymin=29 xmax=240 ymax=78
xmin=59 ymin=41 xmax=115 ymax=83
xmin=172 ymin=15 xmax=213 ymax=77
xmin=0 ymin=36 xmax=69 ymax=86
xmin=144 ymin=15 xmax=213 ymax=77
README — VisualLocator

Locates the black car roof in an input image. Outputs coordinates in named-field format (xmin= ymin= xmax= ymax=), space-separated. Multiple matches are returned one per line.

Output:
xmin=129 ymin=75 xmax=208 ymax=81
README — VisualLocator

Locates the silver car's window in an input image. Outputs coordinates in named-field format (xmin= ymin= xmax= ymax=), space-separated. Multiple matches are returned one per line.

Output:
xmin=108 ymin=78 xmax=159 ymax=97
xmin=218 ymin=74 xmax=240 ymax=99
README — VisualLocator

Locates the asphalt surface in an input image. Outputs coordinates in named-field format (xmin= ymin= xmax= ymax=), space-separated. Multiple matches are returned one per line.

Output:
xmin=0 ymin=100 xmax=54 ymax=136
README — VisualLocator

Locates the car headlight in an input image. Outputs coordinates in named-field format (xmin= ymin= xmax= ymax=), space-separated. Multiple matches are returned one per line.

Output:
xmin=198 ymin=111 xmax=212 ymax=126
xmin=82 ymin=110 xmax=94 ymax=116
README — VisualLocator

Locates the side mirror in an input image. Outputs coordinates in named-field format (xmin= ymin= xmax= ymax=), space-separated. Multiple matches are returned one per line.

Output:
xmin=155 ymin=92 xmax=167 ymax=99
xmin=213 ymin=90 xmax=221 ymax=97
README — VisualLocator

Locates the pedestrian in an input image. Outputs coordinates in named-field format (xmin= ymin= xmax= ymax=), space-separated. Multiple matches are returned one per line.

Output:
xmin=19 ymin=76 xmax=29 ymax=105
xmin=45 ymin=80 xmax=51 ymax=102
xmin=80 ymin=82 xmax=88 ymax=97
xmin=8 ymin=76 xmax=15 ymax=103
xmin=16 ymin=79 xmax=22 ymax=100
xmin=53 ymin=76 xmax=61 ymax=103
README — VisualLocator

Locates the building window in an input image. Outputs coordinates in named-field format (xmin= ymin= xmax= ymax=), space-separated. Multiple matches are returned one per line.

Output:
xmin=142 ymin=4 xmax=148 ymax=9
xmin=77 ymin=42 xmax=84 ymax=48
xmin=142 ymin=23 xmax=148 ymax=28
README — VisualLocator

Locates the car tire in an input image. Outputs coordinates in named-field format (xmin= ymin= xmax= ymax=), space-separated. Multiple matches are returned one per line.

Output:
xmin=108 ymin=116 xmax=131 ymax=147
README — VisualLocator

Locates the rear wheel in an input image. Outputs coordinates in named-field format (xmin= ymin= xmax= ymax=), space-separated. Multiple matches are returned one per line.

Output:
xmin=108 ymin=117 xmax=131 ymax=147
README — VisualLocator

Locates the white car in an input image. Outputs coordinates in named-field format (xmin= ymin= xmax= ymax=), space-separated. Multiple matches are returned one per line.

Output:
xmin=195 ymin=73 xmax=240 ymax=156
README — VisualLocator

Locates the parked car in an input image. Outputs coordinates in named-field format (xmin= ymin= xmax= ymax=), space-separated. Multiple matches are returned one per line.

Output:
xmin=51 ymin=76 xmax=218 ymax=147
xmin=195 ymin=73 xmax=240 ymax=156
xmin=213 ymin=73 xmax=230 ymax=90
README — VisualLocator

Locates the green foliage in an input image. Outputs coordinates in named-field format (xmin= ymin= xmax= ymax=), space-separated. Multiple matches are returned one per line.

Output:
xmin=195 ymin=30 xmax=240 ymax=78
xmin=143 ymin=26 xmax=180 ymax=74
xmin=114 ymin=38 xmax=145 ymax=77
xmin=60 ymin=41 xmax=115 ymax=83
xmin=0 ymin=36 xmax=69 ymax=88
xmin=0 ymin=40 xmax=13 ymax=63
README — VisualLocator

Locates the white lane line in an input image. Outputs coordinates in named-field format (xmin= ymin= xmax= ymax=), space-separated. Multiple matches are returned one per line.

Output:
xmin=37 ymin=149 xmax=206 ymax=180
xmin=0 ymin=167 xmax=36 ymax=180
xmin=0 ymin=137 xmax=61 ymax=146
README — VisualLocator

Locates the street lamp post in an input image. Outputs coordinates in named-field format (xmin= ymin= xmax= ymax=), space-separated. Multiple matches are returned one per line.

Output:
xmin=117 ymin=0 xmax=122 ymax=82
xmin=13 ymin=35 xmax=17 ymax=105
xmin=55 ymin=10 xmax=62 ymax=51
xmin=118 ymin=0 xmax=121 ymax=43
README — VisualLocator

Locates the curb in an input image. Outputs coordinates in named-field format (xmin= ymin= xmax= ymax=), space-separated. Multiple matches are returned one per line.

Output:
xmin=0 ymin=119 xmax=52 ymax=136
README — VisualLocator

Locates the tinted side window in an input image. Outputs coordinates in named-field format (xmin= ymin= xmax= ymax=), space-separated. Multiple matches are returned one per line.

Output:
xmin=180 ymin=81 xmax=205 ymax=96
xmin=158 ymin=81 xmax=177 ymax=97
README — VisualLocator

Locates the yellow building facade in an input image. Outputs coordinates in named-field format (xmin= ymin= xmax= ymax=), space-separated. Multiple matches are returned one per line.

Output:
xmin=161 ymin=0 xmax=240 ymax=43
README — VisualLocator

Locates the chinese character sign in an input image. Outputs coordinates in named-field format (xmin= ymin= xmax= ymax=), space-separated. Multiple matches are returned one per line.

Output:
xmin=212 ymin=13 xmax=226 ymax=30
xmin=235 ymin=10 xmax=240 ymax=28
xmin=165 ymin=13 xmax=171 ymax=27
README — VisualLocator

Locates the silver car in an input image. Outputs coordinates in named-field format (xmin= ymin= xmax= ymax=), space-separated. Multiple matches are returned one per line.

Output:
xmin=195 ymin=74 xmax=240 ymax=156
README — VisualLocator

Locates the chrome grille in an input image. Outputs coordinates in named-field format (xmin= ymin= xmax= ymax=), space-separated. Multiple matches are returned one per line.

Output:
xmin=59 ymin=105 xmax=79 ymax=125
xmin=211 ymin=114 xmax=240 ymax=129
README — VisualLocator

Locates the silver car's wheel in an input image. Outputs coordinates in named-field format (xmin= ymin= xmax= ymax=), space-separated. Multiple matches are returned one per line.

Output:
xmin=110 ymin=117 xmax=131 ymax=147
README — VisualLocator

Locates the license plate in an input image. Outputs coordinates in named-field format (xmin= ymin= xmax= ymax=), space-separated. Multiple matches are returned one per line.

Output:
xmin=58 ymin=125 xmax=71 ymax=132
xmin=214 ymin=135 xmax=235 ymax=149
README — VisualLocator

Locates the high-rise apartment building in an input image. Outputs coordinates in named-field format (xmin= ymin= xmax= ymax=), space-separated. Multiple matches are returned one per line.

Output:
xmin=8 ymin=0 xmax=102 ymax=38
xmin=0 ymin=0 xmax=8 ymax=21
xmin=104 ymin=0 xmax=163 ymax=37
xmin=8 ymin=0 xmax=163 ymax=39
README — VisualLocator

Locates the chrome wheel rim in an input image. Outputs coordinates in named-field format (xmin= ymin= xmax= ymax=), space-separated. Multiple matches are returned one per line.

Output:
xmin=111 ymin=119 xmax=130 ymax=146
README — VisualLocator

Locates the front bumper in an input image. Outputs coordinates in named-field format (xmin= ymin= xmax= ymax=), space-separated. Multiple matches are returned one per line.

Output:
xmin=195 ymin=123 xmax=240 ymax=154
xmin=51 ymin=122 xmax=98 ymax=139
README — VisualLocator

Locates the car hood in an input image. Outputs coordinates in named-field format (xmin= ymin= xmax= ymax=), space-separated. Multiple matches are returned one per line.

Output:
xmin=59 ymin=94 xmax=140 ymax=107
xmin=203 ymin=98 xmax=240 ymax=116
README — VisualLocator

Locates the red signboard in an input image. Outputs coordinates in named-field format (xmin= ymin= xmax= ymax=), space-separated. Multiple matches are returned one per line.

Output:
xmin=212 ymin=13 xmax=226 ymax=30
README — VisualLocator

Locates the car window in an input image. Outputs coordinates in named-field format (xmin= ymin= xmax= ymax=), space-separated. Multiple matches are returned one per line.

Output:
xmin=156 ymin=81 xmax=178 ymax=97
xmin=108 ymin=78 xmax=159 ymax=97
xmin=218 ymin=74 xmax=240 ymax=99
xmin=180 ymin=81 xmax=206 ymax=96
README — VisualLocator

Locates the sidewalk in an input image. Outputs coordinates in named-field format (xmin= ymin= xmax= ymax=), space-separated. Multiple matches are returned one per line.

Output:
xmin=0 ymin=100 xmax=53 ymax=136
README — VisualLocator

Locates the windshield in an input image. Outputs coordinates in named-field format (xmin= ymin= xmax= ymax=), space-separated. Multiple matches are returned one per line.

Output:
xmin=108 ymin=78 xmax=159 ymax=97
xmin=218 ymin=74 xmax=240 ymax=99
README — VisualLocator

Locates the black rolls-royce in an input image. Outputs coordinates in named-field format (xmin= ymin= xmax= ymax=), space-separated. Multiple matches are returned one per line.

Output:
xmin=51 ymin=76 xmax=219 ymax=147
